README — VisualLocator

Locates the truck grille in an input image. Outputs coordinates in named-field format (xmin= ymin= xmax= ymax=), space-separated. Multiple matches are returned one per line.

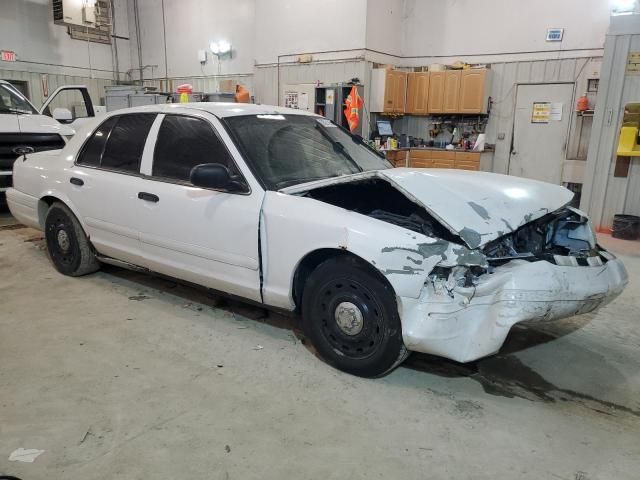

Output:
xmin=0 ymin=133 xmax=65 ymax=170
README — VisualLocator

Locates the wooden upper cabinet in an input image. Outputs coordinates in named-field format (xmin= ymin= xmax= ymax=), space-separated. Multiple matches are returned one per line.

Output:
xmin=391 ymin=70 xmax=407 ymax=113
xmin=382 ymin=71 xmax=395 ymax=112
xmin=371 ymin=68 xmax=407 ymax=113
xmin=459 ymin=69 xmax=488 ymax=113
xmin=443 ymin=70 xmax=461 ymax=113
xmin=427 ymin=72 xmax=445 ymax=113
xmin=406 ymin=72 xmax=430 ymax=115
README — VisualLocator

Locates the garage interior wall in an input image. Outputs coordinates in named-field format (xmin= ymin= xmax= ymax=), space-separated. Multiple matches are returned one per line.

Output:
xmin=0 ymin=0 xmax=132 ymax=105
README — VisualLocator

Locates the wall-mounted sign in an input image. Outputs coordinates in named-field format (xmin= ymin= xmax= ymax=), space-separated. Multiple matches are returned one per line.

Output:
xmin=531 ymin=102 xmax=551 ymax=124
xmin=326 ymin=89 xmax=335 ymax=106
xmin=626 ymin=52 xmax=640 ymax=74
xmin=0 ymin=50 xmax=16 ymax=62
xmin=546 ymin=28 xmax=564 ymax=42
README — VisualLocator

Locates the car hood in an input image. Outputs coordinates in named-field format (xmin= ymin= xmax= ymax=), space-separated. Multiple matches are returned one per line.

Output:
xmin=18 ymin=114 xmax=75 ymax=136
xmin=281 ymin=168 xmax=574 ymax=249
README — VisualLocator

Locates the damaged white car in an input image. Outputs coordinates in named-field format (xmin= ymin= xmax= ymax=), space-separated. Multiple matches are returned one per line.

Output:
xmin=7 ymin=104 xmax=628 ymax=377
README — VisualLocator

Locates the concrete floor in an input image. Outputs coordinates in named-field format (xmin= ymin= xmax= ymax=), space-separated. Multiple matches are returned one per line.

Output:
xmin=1 ymin=209 xmax=639 ymax=480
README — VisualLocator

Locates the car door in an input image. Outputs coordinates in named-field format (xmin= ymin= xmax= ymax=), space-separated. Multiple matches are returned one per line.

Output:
xmin=40 ymin=86 xmax=96 ymax=130
xmin=137 ymin=111 xmax=264 ymax=302
xmin=66 ymin=113 xmax=156 ymax=265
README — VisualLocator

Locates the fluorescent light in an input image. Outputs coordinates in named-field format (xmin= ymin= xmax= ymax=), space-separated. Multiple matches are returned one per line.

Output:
xmin=209 ymin=42 xmax=219 ymax=54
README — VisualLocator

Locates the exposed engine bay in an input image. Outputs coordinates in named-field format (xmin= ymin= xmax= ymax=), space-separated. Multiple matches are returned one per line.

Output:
xmin=302 ymin=178 xmax=463 ymax=243
xmin=302 ymin=178 xmax=607 ymax=271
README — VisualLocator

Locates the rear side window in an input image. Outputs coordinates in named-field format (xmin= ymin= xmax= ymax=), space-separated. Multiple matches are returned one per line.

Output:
xmin=152 ymin=115 xmax=236 ymax=182
xmin=77 ymin=116 xmax=118 ymax=167
xmin=76 ymin=113 xmax=156 ymax=173
xmin=101 ymin=114 xmax=156 ymax=173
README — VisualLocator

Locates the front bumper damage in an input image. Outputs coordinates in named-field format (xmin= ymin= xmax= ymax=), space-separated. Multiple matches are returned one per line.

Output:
xmin=399 ymin=257 xmax=628 ymax=363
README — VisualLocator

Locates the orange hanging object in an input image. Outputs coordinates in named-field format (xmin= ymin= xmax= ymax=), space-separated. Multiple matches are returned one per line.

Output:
xmin=577 ymin=93 xmax=589 ymax=112
xmin=235 ymin=84 xmax=250 ymax=103
xmin=344 ymin=86 xmax=363 ymax=133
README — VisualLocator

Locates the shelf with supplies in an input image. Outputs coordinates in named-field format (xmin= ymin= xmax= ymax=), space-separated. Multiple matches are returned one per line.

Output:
xmin=314 ymin=83 xmax=364 ymax=135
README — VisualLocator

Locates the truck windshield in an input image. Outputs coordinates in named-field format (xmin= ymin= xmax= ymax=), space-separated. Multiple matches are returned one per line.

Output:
xmin=223 ymin=114 xmax=391 ymax=190
xmin=0 ymin=83 xmax=38 ymax=114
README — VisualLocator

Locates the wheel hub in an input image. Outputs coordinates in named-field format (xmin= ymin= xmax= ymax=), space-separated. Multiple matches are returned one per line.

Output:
xmin=57 ymin=229 xmax=70 ymax=252
xmin=334 ymin=301 xmax=364 ymax=336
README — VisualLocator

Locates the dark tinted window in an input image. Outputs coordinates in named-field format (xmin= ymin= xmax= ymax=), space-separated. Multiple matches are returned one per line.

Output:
xmin=153 ymin=115 xmax=236 ymax=182
xmin=77 ymin=116 xmax=119 ymax=167
xmin=100 ymin=114 xmax=156 ymax=173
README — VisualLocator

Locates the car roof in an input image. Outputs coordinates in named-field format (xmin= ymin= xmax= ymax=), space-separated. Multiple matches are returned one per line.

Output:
xmin=112 ymin=102 xmax=319 ymax=118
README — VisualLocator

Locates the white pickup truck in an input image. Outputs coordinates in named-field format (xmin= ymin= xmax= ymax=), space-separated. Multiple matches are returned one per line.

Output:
xmin=0 ymin=80 xmax=96 ymax=196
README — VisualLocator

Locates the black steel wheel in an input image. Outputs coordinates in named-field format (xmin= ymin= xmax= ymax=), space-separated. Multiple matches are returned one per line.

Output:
xmin=302 ymin=255 xmax=408 ymax=377
xmin=44 ymin=202 xmax=99 ymax=276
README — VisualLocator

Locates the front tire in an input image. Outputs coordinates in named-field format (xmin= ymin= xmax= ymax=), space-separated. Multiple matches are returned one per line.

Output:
xmin=45 ymin=202 xmax=99 ymax=276
xmin=302 ymin=256 xmax=408 ymax=377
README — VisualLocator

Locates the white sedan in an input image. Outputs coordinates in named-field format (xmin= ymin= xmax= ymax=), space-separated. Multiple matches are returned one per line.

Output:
xmin=7 ymin=103 xmax=628 ymax=377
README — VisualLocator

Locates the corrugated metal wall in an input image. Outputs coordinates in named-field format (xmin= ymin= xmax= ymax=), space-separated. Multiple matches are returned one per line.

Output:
xmin=254 ymin=60 xmax=367 ymax=106
xmin=582 ymin=30 xmax=640 ymax=230
xmin=484 ymin=58 xmax=593 ymax=174
xmin=0 ymin=68 xmax=115 ymax=108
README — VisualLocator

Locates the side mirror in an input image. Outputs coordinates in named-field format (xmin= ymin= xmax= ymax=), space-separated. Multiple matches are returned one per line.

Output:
xmin=52 ymin=107 xmax=73 ymax=123
xmin=190 ymin=163 xmax=244 ymax=191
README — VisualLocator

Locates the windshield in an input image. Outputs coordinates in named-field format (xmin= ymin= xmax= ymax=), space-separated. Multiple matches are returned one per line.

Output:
xmin=0 ymin=83 xmax=37 ymax=114
xmin=223 ymin=114 xmax=392 ymax=189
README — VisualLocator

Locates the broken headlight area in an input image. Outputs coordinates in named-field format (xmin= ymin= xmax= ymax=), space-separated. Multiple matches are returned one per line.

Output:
xmin=482 ymin=207 xmax=606 ymax=266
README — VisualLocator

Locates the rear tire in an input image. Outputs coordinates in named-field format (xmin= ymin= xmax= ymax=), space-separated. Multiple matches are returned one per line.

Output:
xmin=44 ymin=202 xmax=99 ymax=276
xmin=302 ymin=256 xmax=408 ymax=377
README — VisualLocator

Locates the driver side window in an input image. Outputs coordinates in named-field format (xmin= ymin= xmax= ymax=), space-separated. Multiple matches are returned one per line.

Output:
xmin=152 ymin=115 xmax=239 ymax=183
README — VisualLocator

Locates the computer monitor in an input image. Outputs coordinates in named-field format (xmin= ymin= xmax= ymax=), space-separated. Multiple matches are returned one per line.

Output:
xmin=377 ymin=120 xmax=393 ymax=136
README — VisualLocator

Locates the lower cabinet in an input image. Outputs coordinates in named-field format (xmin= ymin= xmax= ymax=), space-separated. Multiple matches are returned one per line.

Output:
xmin=408 ymin=149 xmax=480 ymax=170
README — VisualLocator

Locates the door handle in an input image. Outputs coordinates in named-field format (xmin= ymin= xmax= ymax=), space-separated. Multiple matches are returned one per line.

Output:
xmin=138 ymin=192 xmax=159 ymax=203
xmin=70 ymin=177 xmax=84 ymax=186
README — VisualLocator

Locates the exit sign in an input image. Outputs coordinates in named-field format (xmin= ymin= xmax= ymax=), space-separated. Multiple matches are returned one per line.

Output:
xmin=1 ymin=50 xmax=16 ymax=62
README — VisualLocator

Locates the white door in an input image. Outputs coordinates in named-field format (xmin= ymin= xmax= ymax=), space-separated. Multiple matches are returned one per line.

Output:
xmin=509 ymin=83 xmax=574 ymax=184
xmin=40 ymin=85 xmax=95 ymax=129
xmin=67 ymin=113 xmax=156 ymax=265
xmin=137 ymin=112 xmax=264 ymax=302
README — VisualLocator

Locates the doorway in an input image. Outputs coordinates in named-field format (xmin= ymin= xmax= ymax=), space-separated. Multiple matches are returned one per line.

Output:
xmin=509 ymin=83 xmax=575 ymax=184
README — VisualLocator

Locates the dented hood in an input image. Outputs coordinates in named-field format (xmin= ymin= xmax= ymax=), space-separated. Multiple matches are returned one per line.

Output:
xmin=282 ymin=168 xmax=574 ymax=249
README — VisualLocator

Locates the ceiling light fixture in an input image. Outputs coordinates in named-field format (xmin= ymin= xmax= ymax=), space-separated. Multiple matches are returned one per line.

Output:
xmin=209 ymin=40 xmax=232 ymax=57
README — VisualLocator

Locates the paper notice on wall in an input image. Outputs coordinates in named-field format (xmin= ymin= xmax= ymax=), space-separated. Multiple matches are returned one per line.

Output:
xmin=326 ymin=89 xmax=335 ymax=105
xmin=550 ymin=102 xmax=563 ymax=121
xmin=284 ymin=91 xmax=298 ymax=109
xmin=531 ymin=102 xmax=551 ymax=123
xmin=627 ymin=52 xmax=640 ymax=74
